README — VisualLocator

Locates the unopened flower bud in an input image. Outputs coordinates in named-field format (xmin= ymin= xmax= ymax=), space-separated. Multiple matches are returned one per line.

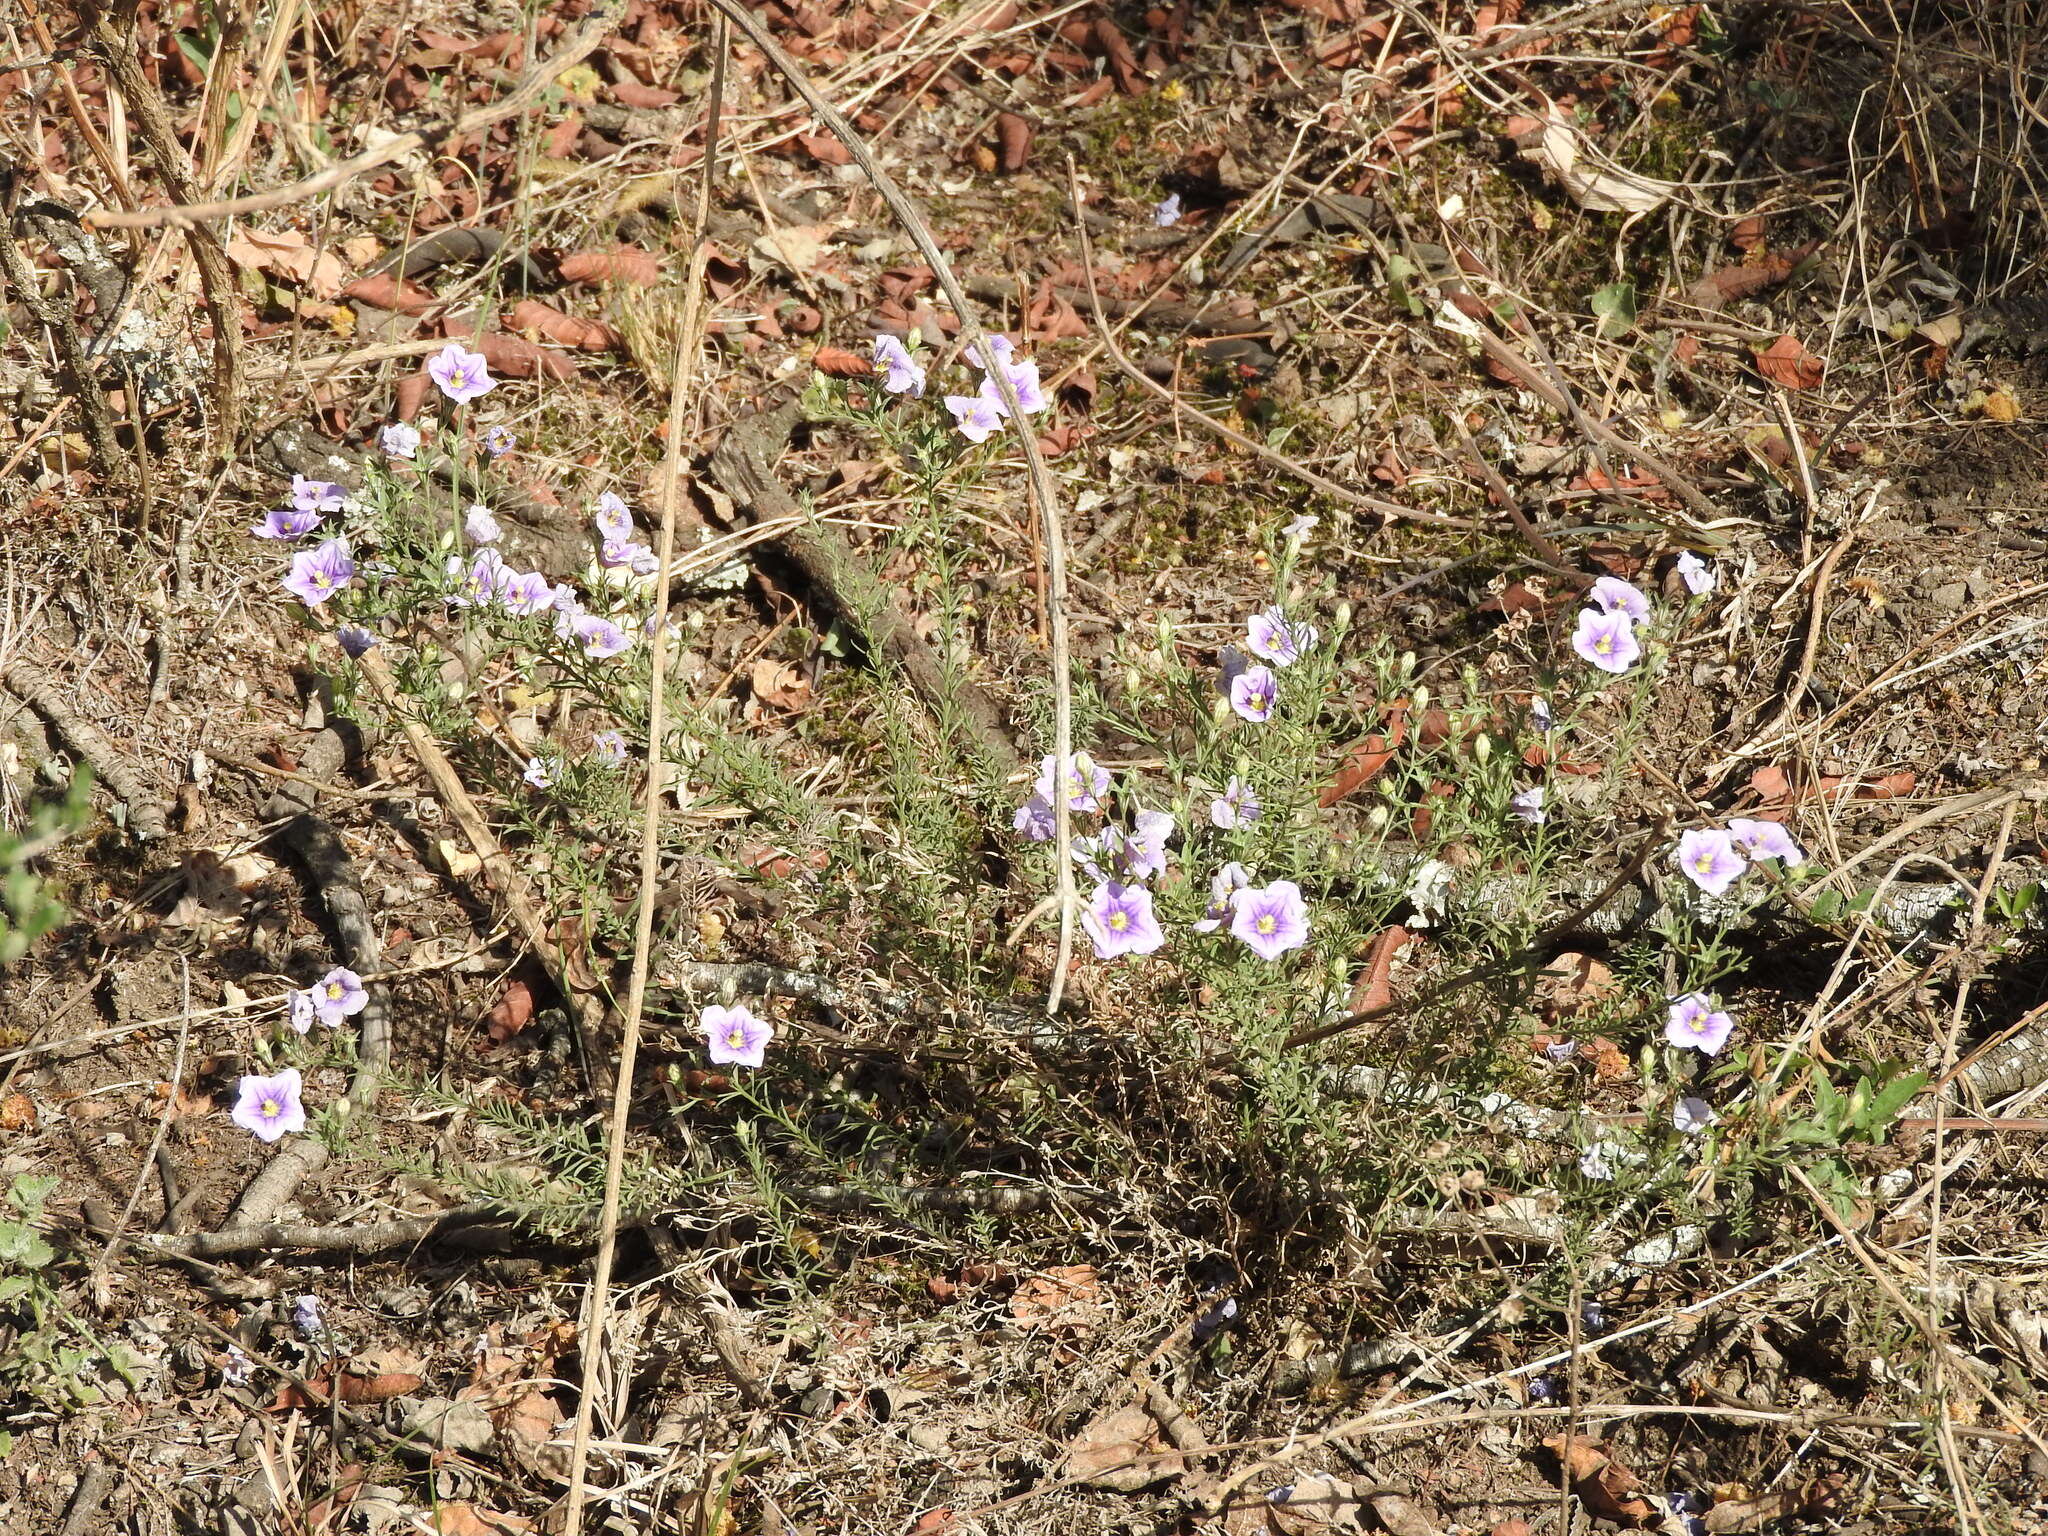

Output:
xmin=1366 ymin=804 xmax=1390 ymax=831
xmin=1474 ymin=733 xmax=1492 ymax=765
xmin=1411 ymin=685 xmax=1430 ymax=713
xmin=1333 ymin=601 xmax=1352 ymax=632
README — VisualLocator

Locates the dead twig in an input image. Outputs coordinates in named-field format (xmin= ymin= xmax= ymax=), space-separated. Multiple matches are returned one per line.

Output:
xmin=1 ymin=658 xmax=168 ymax=840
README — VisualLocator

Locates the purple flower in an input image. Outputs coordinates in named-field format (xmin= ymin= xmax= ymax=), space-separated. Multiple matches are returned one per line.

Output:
xmin=1122 ymin=809 xmax=1175 ymax=881
xmin=1571 ymin=607 xmax=1640 ymax=674
xmin=1674 ymin=829 xmax=1747 ymax=897
xmin=871 ymin=333 xmax=926 ymax=397
xmin=1083 ymin=881 xmax=1166 ymax=959
xmin=594 ymin=492 xmax=634 ymax=542
xmin=1230 ymin=879 xmax=1309 ymax=960
xmin=500 ymin=569 xmax=556 ymax=616
xmin=1153 ymin=192 xmax=1182 ymax=227
xmin=1727 ymin=817 xmax=1802 ymax=865
xmin=1665 ymin=993 xmax=1735 ymax=1055
xmin=1209 ymin=777 xmax=1261 ymax=830
xmin=1282 ymin=513 xmax=1317 ymax=542
xmin=1673 ymin=1096 xmax=1717 ymax=1134
xmin=292 ymin=1294 xmax=325 ymax=1338
xmin=983 ymin=356 xmax=1047 ymax=415
xmin=1589 ymin=576 xmax=1650 ymax=620
xmin=290 ymin=475 xmax=348 ymax=513
xmin=336 ymin=624 xmax=378 ymax=658
xmin=222 ymin=1344 xmax=255 ymax=1387
xmin=551 ymin=583 xmax=586 ymax=618
xmin=600 ymin=537 xmax=656 ymax=572
xmin=287 ymin=988 xmax=317 ymax=1035
xmin=570 ymin=613 xmax=632 ymax=659
xmin=945 ymin=387 xmax=1005 ymax=443
xmin=427 ymin=342 xmax=496 ymax=404
xmin=450 ymin=548 xmax=509 ymax=607
xmin=522 ymin=756 xmax=555 ymax=789
xmin=1229 ymin=665 xmax=1277 ymax=723
xmin=464 ymin=504 xmax=502 ymax=544
xmin=283 ymin=538 xmax=355 ymax=607
xmin=591 ymin=730 xmax=629 ymax=767
xmin=1193 ymin=861 xmax=1251 ymax=933
xmin=1035 ymin=752 xmax=1110 ymax=814
xmin=1245 ymin=606 xmax=1307 ymax=666
xmin=1675 ymin=551 xmax=1716 ymax=595
xmin=312 ymin=967 xmax=367 ymax=1027
xmin=1530 ymin=695 xmax=1554 ymax=731
xmin=1543 ymin=1038 xmax=1579 ymax=1063
xmin=482 ymin=424 xmax=516 ymax=456
xmin=380 ymin=422 xmax=421 ymax=459
xmin=975 ymin=335 xmax=1017 ymax=370
xmin=1012 ymin=793 xmax=1056 ymax=842
xmin=1510 ymin=786 xmax=1546 ymax=825
xmin=231 ymin=1067 xmax=307 ymax=1142
xmin=703 ymin=1003 xmax=773 ymax=1068
xmin=252 ymin=505 xmax=324 ymax=540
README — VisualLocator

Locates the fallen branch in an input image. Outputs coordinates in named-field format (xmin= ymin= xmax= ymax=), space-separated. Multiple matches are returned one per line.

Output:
xmin=2 ymin=659 xmax=167 ymax=840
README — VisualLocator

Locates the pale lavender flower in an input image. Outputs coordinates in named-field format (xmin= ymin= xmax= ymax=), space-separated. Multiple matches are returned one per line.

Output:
xmin=594 ymin=492 xmax=634 ymax=542
xmin=231 ymin=1067 xmax=307 ymax=1142
xmin=1230 ymin=879 xmax=1309 ymax=960
xmin=1209 ymin=777 xmax=1261 ymax=830
xmin=946 ymin=387 xmax=1005 ymax=443
xmin=551 ymin=583 xmax=586 ymax=618
xmin=482 ymin=424 xmax=516 ymax=456
xmin=293 ymin=1294 xmax=325 ymax=1338
xmin=1229 ymin=665 xmax=1277 ymax=723
xmin=522 ymin=756 xmax=555 ymax=790
xmin=380 ymin=422 xmax=421 ymax=459
xmin=703 ymin=1003 xmax=773 ymax=1068
xmin=1543 ymin=1038 xmax=1579 ymax=1063
xmin=1665 ymin=993 xmax=1735 ymax=1055
xmin=500 ymin=570 xmax=555 ymax=616
xmin=1579 ymin=1141 xmax=1619 ymax=1181
xmin=1675 ymin=550 xmax=1716 ymax=595
xmin=464 ymin=504 xmax=502 ymax=544
xmin=336 ymin=624 xmax=378 ymax=658
xmin=1674 ymin=829 xmax=1747 ymax=897
xmin=1245 ymin=606 xmax=1305 ymax=666
xmin=871 ymin=333 xmax=926 ymax=397
xmin=1282 ymin=513 xmax=1318 ymax=542
xmin=1530 ymin=695 xmax=1554 ymax=731
xmin=427 ymin=341 xmax=495 ymax=404
xmin=1122 ymin=809 xmax=1175 ymax=882
xmin=450 ymin=548 xmax=508 ymax=607
xmin=1013 ymin=793 xmax=1056 ymax=842
xmin=600 ymin=536 xmax=654 ymax=570
xmin=974 ymin=335 xmax=1017 ymax=370
xmin=221 ymin=1344 xmax=255 ymax=1387
xmin=1069 ymin=831 xmax=1112 ymax=885
xmin=1673 ymin=1096 xmax=1717 ymax=1134
xmin=1589 ymin=576 xmax=1650 ymax=620
xmin=1727 ymin=817 xmax=1802 ymax=865
xmin=252 ymin=505 xmax=323 ymax=540
xmin=1035 ymin=752 xmax=1111 ymax=814
xmin=287 ymin=988 xmax=317 ymax=1035
xmin=984 ymin=356 xmax=1047 ymax=414
xmin=1083 ymin=881 xmax=1166 ymax=959
xmin=283 ymin=538 xmax=355 ymax=607
xmin=1572 ymin=607 xmax=1640 ymax=674
xmin=570 ymin=613 xmax=632 ymax=659
xmin=1152 ymin=192 xmax=1182 ymax=227
xmin=290 ymin=475 xmax=348 ymax=512
xmin=1193 ymin=861 xmax=1251 ymax=932
xmin=1510 ymin=786 xmax=1546 ymax=825
xmin=311 ymin=967 xmax=367 ymax=1027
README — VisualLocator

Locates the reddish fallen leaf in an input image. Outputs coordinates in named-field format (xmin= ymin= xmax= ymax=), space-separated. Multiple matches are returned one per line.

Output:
xmin=1320 ymin=704 xmax=1409 ymax=806
xmin=909 ymin=1511 xmax=955 ymax=1536
xmin=1750 ymin=764 xmax=1793 ymax=805
xmin=1859 ymin=770 xmax=1916 ymax=800
xmin=340 ymin=272 xmax=437 ymax=314
xmin=488 ymin=977 xmax=535 ymax=1044
xmin=611 ymin=79 xmax=679 ymax=109
xmin=270 ymin=1365 xmax=424 ymax=1410
xmin=995 ymin=111 xmax=1034 ymax=171
xmin=1542 ymin=1433 xmax=1659 ymax=1526
xmin=556 ymin=247 xmax=662 ymax=285
xmin=1350 ymin=927 xmax=1412 ymax=1014
xmin=1729 ymin=214 xmax=1765 ymax=251
xmin=798 ymin=130 xmax=852 ymax=166
xmin=432 ymin=1505 xmax=533 ymax=1536
xmin=1536 ymin=951 xmax=1618 ymax=1018
xmin=1756 ymin=334 xmax=1824 ymax=390
xmin=1684 ymin=246 xmax=1810 ymax=311
xmin=813 ymin=345 xmax=872 ymax=377
xmin=505 ymin=299 xmax=621 ymax=351
xmin=394 ymin=372 xmax=433 ymax=421
xmin=741 ymin=843 xmax=827 ymax=880
xmin=1410 ymin=779 xmax=1454 ymax=839
xmin=1492 ymin=1521 xmax=1535 ymax=1536
xmin=1035 ymin=423 xmax=1093 ymax=457
xmin=455 ymin=331 xmax=577 ymax=381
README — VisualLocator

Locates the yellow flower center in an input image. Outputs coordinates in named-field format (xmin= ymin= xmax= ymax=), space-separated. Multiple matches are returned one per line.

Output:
xmin=1594 ymin=635 xmax=1611 ymax=653
xmin=1256 ymin=915 xmax=1276 ymax=935
xmin=324 ymin=983 xmax=342 ymax=1000
xmin=1689 ymin=1016 xmax=1708 ymax=1033
xmin=726 ymin=1027 xmax=747 ymax=1050
xmin=260 ymin=1100 xmax=279 ymax=1118
xmin=1108 ymin=911 xmax=1129 ymax=932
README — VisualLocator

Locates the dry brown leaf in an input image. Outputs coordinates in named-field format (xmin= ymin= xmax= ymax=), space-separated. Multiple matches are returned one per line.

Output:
xmin=1265 ymin=1475 xmax=1369 ymax=1533
xmin=1536 ymin=951 xmax=1618 ymax=1018
xmin=1755 ymin=334 xmax=1825 ymax=390
xmin=752 ymin=224 xmax=831 ymax=277
xmin=341 ymin=272 xmax=438 ymax=314
xmin=749 ymin=659 xmax=811 ymax=712
xmin=557 ymin=247 xmax=662 ymax=285
xmin=488 ymin=977 xmax=535 ymax=1044
xmin=1541 ymin=1434 xmax=1658 ymax=1526
xmin=432 ymin=1504 xmax=533 ymax=1536
xmin=995 ymin=111 xmax=1034 ymax=171
xmin=505 ymin=299 xmax=621 ymax=351
xmin=798 ymin=131 xmax=853 ymax=166
xmin=1320 ymin=704 xmax=1409 ymax=806
xmin=1010 ymin=1264 xmax=1101 ymax=1329
xmin=812 ymin=345 xmax=873 ymax=378
xmin=1349 ymin=927 xmax=1412 ymax=1015
xmin=225 ymin=228 xmax=348 ymax=298
xmin=1059 ymin=1402 xmax=1185 ymax=1491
